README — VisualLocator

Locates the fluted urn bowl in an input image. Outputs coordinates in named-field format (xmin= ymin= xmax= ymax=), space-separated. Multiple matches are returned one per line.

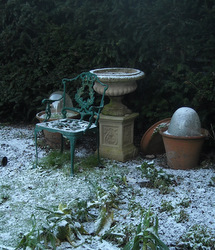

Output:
xmin=90 ymin=68 xmax=144 ymax=116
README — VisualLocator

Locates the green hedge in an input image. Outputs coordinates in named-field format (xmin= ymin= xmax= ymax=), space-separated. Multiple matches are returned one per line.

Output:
xmin=0 ymin=0 xmax=214 ymax=137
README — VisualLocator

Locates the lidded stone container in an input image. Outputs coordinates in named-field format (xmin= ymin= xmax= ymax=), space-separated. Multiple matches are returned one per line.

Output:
xmin=160 ymin=107 xmax=208 ymax=169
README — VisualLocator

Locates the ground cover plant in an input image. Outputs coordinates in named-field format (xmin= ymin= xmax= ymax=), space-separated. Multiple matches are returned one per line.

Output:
xmin=0 ymin=124 xmax=215 ymax=249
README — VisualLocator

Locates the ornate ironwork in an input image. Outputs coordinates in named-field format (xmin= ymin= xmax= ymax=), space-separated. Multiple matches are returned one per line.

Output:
xmin=35 ymin=72 xmax=108 ymax=176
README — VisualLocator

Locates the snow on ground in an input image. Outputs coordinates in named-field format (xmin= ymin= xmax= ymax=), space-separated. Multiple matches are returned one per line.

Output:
xmin=0 ymin=124 xmax=214 ymax=249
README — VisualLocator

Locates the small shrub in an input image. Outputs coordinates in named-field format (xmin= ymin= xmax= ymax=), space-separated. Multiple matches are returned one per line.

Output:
xmin=75 ymin=154 xmax=100 ymax=171
xmin=0 ymin=185 xmax=11 ymax=204
xmin=175 ymin=209 xmax=189 ymax=223
xmin=128 ymin=199 xmax=145 ymax=217
xmin=177 ymin=224 xmax=215 ymax=249
xmin=209 ymin=176 xmax=215 ymax=187
xmin=39 ymin=150 xmax=70 ymax=169
xmin=16 ymin=214 xmax=56 ymax=249
xmin=123 ymin=209 xmax=169 ymax=250
xmin=101 ymin=224 xmax=133 ymax=247
xmin=17 ymin=203 xmax=90 ymax=249
xmin=140 ymin=162 xmax=176 ymax=194
xmin=179 ymin=198 xmax=191 ymax=208
xmin=159 ymin=200 xmax=174 ymax=213
xmin=0 ymin=192 xmax=10 ymax=204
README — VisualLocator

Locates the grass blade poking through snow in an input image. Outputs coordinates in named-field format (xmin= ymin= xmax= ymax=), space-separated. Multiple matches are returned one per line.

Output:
xmin=124 ymin=209 xmax=169 ymax=250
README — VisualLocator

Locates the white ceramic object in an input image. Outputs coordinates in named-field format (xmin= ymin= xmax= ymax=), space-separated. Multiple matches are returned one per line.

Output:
xmin=49 ymin=91 xmax=73 ymax=113
xmin=168 ymin=107 xmax=201 ymax=136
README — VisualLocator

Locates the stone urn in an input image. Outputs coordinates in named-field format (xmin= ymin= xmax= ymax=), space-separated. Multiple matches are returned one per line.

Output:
xmin=90 ymin=67 xmax=144 ymax=162
xmin=90 ymin=68 xmax=144 ymax=116
xmin=160 ymin=107 xmax=208 ymax=169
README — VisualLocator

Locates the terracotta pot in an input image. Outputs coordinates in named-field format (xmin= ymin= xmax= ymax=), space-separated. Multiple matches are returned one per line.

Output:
xmin=36 ymin=111 xmax=78 ymax=149
xmin=160 ymin=128 xmax=208 ymax=169
xmin=140 ymin=118 xmax=171 ymax=155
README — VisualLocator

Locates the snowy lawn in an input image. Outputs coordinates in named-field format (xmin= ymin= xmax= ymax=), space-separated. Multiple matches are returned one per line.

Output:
xmin=0 ymin=124 xmax=214 ymax=249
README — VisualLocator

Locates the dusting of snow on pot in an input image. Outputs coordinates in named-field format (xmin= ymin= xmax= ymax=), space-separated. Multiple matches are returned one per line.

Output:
xmin=168 ymin=107 xmax=201 ymax=136
xmin=160 ymin=107 xmax=208 ymax=169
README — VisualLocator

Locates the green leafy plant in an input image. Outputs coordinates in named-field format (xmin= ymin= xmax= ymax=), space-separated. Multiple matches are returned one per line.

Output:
xmin=16 ymin=178 xmax=123 ymax=248
xmin=71 ymin=198 xmax=96 ymax=223
xmin=18 ymin=203 xmax=89 ymax=248
xmin=101 ymin=223 xmax=136 ymax=248
xmin=86 ymin=178 xmax=128 ymax=237
xmin=177 ymin=224 xmax=215 ymax=249
xmin=75 ymin=154 xmax=100 ymax=171
xmin=89 ymin=183 xmax=120 ymax=211
xmin=109 ymin=174 xmax=128 ymax=187
xmin=175 ymin=209 xmax=189 ymax=223
xmin=123 ymin=209 xmax=169 ymax=250
xmin=16 ymin=214 xmax=54 ymax=250
xmin=159 ymin=200 xmax=174 ymax=213
xmin=42 ymin=203 xmax=88 ymax=246
xmin=209 ymin=176 xmax=215 ymax=187
xmin=89 ymin=185 xmax=119 ymax=236
xmin=0 ymin=185 xmax=11 ymax=204
xmin=94 ymin=206 xmax=114 ymax=236
xmin=140 ymin=162 xmax=176 ymax=194
xmin=128 ymin=199 xmax=145 ymax=217
xmin=178 ymin=198 xmax=191 ymax=208
xmin=38 ymin=150 xmax=71 ymax=172
xmin=0 ymin=192 xmax=10 ymax=204
xmin=152 ymin=122 xmax=169 ymax=136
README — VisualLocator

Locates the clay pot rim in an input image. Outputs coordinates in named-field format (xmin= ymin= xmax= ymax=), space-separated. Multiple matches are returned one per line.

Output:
xmin=140 ymin=118 xmax=171 ymax=154
xmin=36 ymin=110 xmax=79 ymax=122
xmin=159 ymin=128 xmax=208 ymax=140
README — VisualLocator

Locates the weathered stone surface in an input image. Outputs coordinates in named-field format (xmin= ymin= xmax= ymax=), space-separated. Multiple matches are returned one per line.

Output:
xmin=168 ymin=107 xmax=201 ymax=136
xmin=99 ymin=113 xmax=138 ymax=161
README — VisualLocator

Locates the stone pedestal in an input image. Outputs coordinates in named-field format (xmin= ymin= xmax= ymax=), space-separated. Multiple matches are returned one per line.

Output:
xmin=99 ymin=113 xmax=138 ymax=161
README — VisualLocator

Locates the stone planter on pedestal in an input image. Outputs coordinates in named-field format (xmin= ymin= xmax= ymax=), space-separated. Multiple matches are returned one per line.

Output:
xmin=90 ymin=68 xmax=144 ymax=161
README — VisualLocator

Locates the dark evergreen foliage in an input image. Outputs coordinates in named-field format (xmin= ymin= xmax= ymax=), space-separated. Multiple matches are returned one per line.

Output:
xmin=0 ymin=0 xmax=214 ymax=140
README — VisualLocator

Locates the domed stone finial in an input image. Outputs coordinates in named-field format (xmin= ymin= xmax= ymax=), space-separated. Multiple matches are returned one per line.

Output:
xmin=168 ymin=107 xmax=201 ymax=136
